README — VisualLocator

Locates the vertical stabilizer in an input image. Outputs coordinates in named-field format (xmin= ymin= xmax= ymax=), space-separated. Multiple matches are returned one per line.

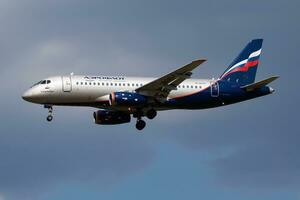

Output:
xmin=220 ymin=39 xmax=263 ymax=86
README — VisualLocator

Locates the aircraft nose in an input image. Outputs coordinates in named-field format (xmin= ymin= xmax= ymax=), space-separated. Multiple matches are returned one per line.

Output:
xmin=22 ymin=90 xmax=32 ymax=101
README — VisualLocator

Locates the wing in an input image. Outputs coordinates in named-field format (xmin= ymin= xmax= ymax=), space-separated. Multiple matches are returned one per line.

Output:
xmin=135 ymin=59 xmax=206 ymax=100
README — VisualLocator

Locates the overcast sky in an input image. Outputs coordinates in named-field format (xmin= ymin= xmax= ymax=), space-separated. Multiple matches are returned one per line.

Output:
xmin=0 ymin=0 xmax=299 ymax=200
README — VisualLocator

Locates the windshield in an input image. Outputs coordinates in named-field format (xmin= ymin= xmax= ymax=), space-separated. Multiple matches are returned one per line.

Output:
xmin=31 ymin=80 xmax=42 ymax=88
xmin=30 ymin=80 xmax=51 ymax=88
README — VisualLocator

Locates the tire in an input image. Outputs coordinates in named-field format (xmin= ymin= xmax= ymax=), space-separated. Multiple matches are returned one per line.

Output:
xmin=146 ymin=109 xmax=157 ymax=120
xmin=47 ymin=115 xmax=53 ymax=122
xmin=136 ymin=120 xmax=146 ymax=130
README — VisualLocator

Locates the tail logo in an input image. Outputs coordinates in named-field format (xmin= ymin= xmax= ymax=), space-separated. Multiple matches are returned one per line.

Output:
xmin=221 ymin=49 xmax=261 ymax=79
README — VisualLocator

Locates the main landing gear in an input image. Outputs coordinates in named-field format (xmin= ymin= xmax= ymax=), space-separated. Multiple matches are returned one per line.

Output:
xmin=44 ymin=105 xmax=53 ymax=122
xmin=146 ymin=109 xmax=157 ymax=120
xmin=136 ymin=119 xmax=146 ymax=130
xmin=134 ymin=109 xmax=157 ymax=131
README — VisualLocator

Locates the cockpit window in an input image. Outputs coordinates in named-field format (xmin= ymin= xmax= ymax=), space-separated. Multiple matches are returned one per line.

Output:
xmin=31 ymin=80 xmax=42 ymax=88
xmin=30 ymin=79 xmax=50 ymax=88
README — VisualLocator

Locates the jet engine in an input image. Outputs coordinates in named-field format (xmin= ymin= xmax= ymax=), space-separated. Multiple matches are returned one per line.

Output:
xmin=93 ymin=110 xmax=131 ymax=125
xmin=109 ymin=92 xmax=147 ymax=106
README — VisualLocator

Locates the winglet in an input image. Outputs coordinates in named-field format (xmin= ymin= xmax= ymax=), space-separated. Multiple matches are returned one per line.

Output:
xmin=241 ymin=76 xmax=279 ymax=92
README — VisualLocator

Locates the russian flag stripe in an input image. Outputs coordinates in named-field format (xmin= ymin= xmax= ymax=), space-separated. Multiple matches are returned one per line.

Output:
xmin=221 ymin=48 xmax=261 ymax=78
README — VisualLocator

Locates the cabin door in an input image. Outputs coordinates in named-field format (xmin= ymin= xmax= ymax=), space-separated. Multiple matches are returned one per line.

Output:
xmin=62 ymin=76 xmax=72 ymax=92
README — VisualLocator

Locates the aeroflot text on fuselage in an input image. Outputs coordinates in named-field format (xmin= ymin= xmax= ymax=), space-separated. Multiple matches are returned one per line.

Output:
xmin=84 ymin=76 xmax=125 ymax=80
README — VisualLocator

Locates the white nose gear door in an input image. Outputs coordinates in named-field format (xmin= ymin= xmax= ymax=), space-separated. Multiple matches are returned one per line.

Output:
xmin=62 ymin=76 xmax=72 ymax=92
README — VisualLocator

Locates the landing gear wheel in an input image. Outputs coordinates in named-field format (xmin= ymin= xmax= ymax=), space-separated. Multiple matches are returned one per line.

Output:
xmin=47 ymin=115 xmax=53 ymax=122
xmin=45 ymin=105 xmax=53 ymax=122
xmin=146 ymin=109 xmax=157 ymax=120
xmin=136 ymin=119 xmax=146 ymax=130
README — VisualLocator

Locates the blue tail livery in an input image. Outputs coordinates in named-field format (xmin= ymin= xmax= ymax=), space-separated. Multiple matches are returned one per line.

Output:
xmin=220 ymin=39 xmax=263 ymax=86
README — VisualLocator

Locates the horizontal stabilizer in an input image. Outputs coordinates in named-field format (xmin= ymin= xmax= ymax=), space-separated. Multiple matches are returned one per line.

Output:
xmin=241 ymin=76 xmax=279 ymax=92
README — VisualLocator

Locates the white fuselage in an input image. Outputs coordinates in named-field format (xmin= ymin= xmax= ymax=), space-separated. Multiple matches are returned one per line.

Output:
xmin=23 ymin=75 xmax=212 ymax=110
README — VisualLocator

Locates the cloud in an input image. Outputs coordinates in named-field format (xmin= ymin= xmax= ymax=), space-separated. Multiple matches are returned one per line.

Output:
xmin=210 ymin=142 xmax=300 ymax=190
xmin=0 ymin=124 xmax=155 ymax=199
xmin=0 ymin=0 xmax=299 ymax=199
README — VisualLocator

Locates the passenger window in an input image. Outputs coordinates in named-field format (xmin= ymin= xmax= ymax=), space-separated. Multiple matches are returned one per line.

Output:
xmin=123 ymin=83 xmax=125 ymax=86
xmin=195 ymin=85 xmax=198 ymax=89
xmin=115 ymin=83 xmax=118 ymax=86
xmin=132 ymin=83 xmax=134 ymax=87
xmin=127 ymin=83 xmax=130 ymax=86
xmin=93 ymin=82 xmax=96 ymax=85
xmin=191 ymin=85 xmax=193 ymax=88
xmin=110 ymin=83 xmax=113 ymax=86
xmin=89 ymin=82 xmax=92 ymax=85
xmin=85 ymin=82 xmax=87 ymax=85
xmin=182 ymin=85 xmax=185 ymax=88
xmin=136 ymin=83 xmax=139 ymax=87
xmin=76 ymin=82 xmax=79 ymax=85
xmin=81 ymin=82 xmax=83 ymax=85
xmin=187 ymin=85 xmax=189 ymax=88
xmin=119 ymin=83 xmax=122 ymax=86
xmin=102 ymin=82 xmax=104 ymax=86
xmin=106 ymin=83 xmax=109 ymax=86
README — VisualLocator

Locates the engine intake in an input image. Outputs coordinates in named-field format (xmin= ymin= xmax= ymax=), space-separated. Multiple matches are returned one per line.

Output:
xmin=109 ymin=92 xmax=147 ymax=106
xmin=93 ymin=110 xmax=131 ymax=125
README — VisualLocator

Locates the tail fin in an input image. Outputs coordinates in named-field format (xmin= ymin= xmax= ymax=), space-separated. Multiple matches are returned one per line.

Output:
xmin=220 ymin=39 xmax=263 ymax=86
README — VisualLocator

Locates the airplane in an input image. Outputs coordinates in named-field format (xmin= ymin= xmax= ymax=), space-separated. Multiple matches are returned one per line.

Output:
xmin=22 ymin=39 xmax=278 ymax=130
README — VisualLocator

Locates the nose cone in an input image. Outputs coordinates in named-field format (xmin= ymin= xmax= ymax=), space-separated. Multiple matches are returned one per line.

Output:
xmin=22 ymin=90 xmax=33 ymax=102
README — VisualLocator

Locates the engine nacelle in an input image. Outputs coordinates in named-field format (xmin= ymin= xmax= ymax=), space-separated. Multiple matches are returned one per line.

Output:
xmin=93 ymin=110 xmax=131 ymax=125
xmin=109 ymin=92 xmax=147 ymax=106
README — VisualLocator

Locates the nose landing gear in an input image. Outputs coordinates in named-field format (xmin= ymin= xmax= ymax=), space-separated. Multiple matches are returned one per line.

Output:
xmin=47 ymin=115 xmax=53 ymax=122
xmin=44 ymin=105 xmax=53 ymax=122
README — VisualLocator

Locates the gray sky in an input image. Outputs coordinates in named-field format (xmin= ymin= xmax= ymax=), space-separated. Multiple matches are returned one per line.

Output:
xmin=0 ymin=0 xmax=299 ymax=200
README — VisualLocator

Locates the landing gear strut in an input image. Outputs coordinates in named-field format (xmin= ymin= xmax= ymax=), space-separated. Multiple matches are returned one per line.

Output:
xmin=45 ymin=105 xmax=53 ymax=122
